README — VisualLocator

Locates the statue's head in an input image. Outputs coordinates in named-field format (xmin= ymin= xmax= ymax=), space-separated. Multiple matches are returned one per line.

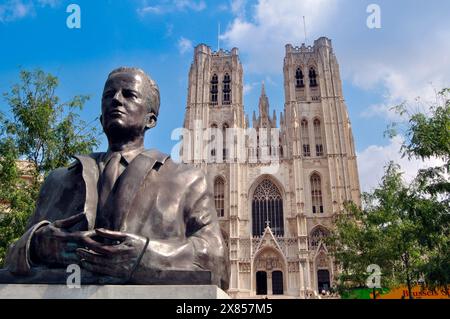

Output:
xmin=100 ymin=67 xmax=160 ymax=139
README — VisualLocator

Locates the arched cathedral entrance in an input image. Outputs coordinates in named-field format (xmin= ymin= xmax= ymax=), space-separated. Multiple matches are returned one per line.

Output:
xmin=253 ymin=248 xmax=286 ymax=296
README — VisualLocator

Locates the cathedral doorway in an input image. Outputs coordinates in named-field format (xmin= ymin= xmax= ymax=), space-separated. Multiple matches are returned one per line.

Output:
xmin=253 ymin=247 xmax=286 ymax=296
xmin=317 ymin=269 xmax=331 ymax=292
xmin=272 ymin=271 xmax=284 ymax=295
xmin=256 ymin=271 xmax=267 ymax=295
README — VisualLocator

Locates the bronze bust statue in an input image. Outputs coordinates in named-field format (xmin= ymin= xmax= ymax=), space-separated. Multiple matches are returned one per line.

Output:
xmin=2 ymin=67 xmax=229 ymax=290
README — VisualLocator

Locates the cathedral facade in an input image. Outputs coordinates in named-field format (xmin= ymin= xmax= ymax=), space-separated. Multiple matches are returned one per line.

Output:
xmin=181 ymin=37 xmax=361 ymax=298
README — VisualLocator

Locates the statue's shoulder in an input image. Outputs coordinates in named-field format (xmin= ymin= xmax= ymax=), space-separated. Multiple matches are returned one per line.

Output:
xmin=44 ymin=152 xmax=104 ymax=185
xmin=63 ymin=152 xmax=103 ymax=170
xmin=156 ymin=155 xmax=208 ymax=190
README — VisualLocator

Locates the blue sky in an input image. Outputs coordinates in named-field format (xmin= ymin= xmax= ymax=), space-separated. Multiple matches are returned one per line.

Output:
xmin=1 ymin=0 xmax=449 ymax=191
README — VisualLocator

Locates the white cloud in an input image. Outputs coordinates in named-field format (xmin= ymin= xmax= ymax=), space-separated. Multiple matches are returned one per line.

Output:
xmin=137 ymin=6 xmax=163 ymax=15
xmin=217 ymin=4 xmax=228 ymax=12
xmin=357 ymin=135 xmax=444 ymax=193
xmin=231 ymin=0 xmax=246 ymax=18
xmin=221 ymin=0 xmax=450 ymax=120
xmin=244 ymin=82 xmax=258 ymax=95
xmin=0 ymin=0 xmax=59 ymax=22
xmin=178 ymin=37 xmax=193 ymax=55
xmin=138 ymin=0 xmax=206 ymax=16
xmin=221 ymin=0 xmax=340 ymax=74
xmin=0 ymin=0 xmax=33 ymax=22
xmin=174 ymin=0 xmax=206 ymax=11
xmin=37 ymin=0 xmax=58 ymax=7
xmin=346 ymin=29 xmax=450 ymax=120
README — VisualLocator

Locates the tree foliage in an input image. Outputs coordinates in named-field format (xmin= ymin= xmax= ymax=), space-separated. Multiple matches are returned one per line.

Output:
xmin=328 ymin=89 xmax=449 ymax=297
xmin=0 ymin=69 xmax=99 ymax=266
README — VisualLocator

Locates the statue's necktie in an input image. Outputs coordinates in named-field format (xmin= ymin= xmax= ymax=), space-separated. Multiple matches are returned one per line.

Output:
xmin=98 ymin=152 xmax=122 ymax=214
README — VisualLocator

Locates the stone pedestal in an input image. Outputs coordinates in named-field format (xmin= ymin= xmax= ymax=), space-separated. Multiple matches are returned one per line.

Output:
xmin=0 ymin=284 xmax=230 ymax=299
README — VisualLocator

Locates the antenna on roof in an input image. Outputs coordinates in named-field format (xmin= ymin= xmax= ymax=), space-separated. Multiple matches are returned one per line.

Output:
xmin=303 ymin=16 xmax=307 ymax=44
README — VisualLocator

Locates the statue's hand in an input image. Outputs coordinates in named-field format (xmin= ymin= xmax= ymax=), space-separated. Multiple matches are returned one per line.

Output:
xmin=76 ymin=228 xmax=148 ymax=279
xmin=31 ymin=213 xmax=95 ymax=267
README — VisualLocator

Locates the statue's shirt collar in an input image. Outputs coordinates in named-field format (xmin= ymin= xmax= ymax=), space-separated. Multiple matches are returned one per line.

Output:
xmin=103 ymin=146 xmax=144 ymax=166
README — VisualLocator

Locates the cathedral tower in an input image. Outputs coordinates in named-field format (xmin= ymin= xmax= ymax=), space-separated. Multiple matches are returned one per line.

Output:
xmin=182 ymin=38 xmax=361 ymax=299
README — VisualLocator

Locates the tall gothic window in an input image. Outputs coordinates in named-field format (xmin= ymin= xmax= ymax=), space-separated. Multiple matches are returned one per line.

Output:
xmin=252 ymin=180 xmax=284 ymax=237
xmin=211 ymin=124 xmax=218 ymax=158
xmin=295 ymin=68 xmax=304 ymax=88
xmin=311 ymin=173 xmax=324 ymax=214
xmin=214 ymin=177 xmax=225 ymax=217
xmin=223 ymin=73 xmax=231 ymax=105
xmin=309 ymin=227 xmax=330 ymax=250
xmin=210 ymin=74 xmax=218 ymax=105
xmin=309 ymin=67 xmax=318 ymax=87
xmin=301 ymin=119 xmax=310 ymax=157
xmin=314 ymin=119 xmax=324 ymax=156
xmin=223 ymin=123 xmax=229 ymax=160
xmin=279 ymin=137 xmax=284 ymax=158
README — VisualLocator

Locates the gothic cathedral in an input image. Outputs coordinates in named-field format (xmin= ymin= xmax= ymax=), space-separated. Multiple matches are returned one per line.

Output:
xmin=182 ymin=37 xmax=361 ymax=298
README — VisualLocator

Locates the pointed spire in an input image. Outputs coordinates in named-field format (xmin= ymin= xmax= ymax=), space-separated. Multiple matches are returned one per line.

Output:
xmin=258 ymin=82 xmax=269 ymax=120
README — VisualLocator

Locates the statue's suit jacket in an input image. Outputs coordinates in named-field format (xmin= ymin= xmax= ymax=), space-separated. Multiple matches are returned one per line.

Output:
xmin=5 ymin=149 xmax=229 ymax=289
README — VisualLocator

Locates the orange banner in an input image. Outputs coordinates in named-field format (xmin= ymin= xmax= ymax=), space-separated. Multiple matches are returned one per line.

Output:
xmin=377 ymin=286 xmax=450 ymax=299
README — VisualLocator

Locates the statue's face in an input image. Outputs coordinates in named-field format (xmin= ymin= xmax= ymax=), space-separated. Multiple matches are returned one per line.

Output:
xmin=101 ymin=71 xmax=149 ymax=137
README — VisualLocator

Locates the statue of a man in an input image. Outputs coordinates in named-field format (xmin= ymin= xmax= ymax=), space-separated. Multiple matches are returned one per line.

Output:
xmin=4 ymin=67 xmax=229 ymax=289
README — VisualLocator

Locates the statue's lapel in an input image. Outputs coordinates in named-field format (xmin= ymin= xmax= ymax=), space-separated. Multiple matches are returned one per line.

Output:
xmin=110 ymin=150 xmax=169 ymax=230
xmin=73 ymin=154 xmax=101 ymax=230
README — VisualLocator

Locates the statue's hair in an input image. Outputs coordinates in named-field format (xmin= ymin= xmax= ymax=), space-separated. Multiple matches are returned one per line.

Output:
xmin=107 ymin=67 xmax=160 ymax=118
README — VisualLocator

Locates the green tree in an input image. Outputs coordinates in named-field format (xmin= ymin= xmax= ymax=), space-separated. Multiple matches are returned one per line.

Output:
xmin=395 ymin=88 xmax=450 ymax=290
xmin=328 ymin=162 xmax=425 ymax=299
xmin=0 ymin=69 xmax=99 ymax=266
xmin=329 ymin=88 xmax=449 ymax=298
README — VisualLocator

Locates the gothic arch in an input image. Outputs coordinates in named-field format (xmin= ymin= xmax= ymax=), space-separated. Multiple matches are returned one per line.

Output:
xmin=313 ymin=118 xmax=324 ymax=156
xmin=310 ymin=172 xmax=324 ymax=214
xmin=309 ymin=66 xmax=318 ymax=87
xmin=252 ymin=247 xmax=287 ymax=296
xmin=314 ymin=250 xmax=333 ymax=293
xmin=248 ymin=174 xmax=286 ymax=203
xmin=210 ymin=73 xmax=219 ymax=104
xmin=295 ymin=66 xmax=305 ymax=88
xmin=309 ymin=225 xmax=330 ymax=252
xmin=249 ymin=176 xmax=285 ymax=237
xmin=301 ymin=118 xmax=311 ymax=157
xmin=214 ymin=176 xmax=227 ymax=218
xmin=253 ymin=247 xmax=286 ymax=270
xmin=309 ymin=170 xmax=324 ymax=181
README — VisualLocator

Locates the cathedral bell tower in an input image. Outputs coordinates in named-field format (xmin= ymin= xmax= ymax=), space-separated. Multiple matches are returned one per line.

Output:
xmin=183 ymin=44 xmax=246 ymax=165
